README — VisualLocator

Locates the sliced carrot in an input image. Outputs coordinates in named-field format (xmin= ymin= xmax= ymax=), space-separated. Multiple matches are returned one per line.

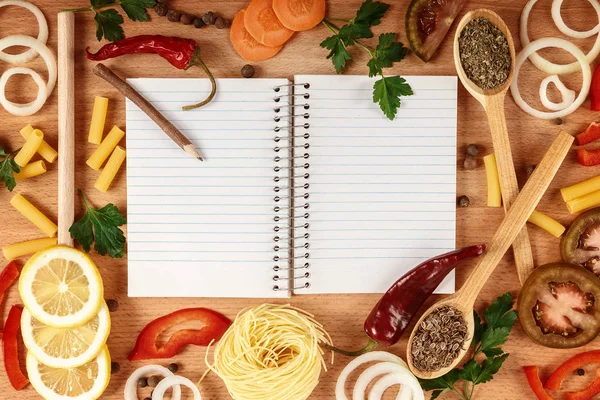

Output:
xmin=244 ymin=0 xmax=295 ymax=47
xmin=231 ymin=9 xmax=283 ymax=62
xmin=272 ymin=0 xmax=326 ymax=31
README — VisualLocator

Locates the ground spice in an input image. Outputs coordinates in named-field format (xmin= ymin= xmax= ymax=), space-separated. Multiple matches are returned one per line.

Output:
xmin=411 ymin=305 xmax=468 ymax=372
xmin=459 ymin=17 xmax=511 ymax=90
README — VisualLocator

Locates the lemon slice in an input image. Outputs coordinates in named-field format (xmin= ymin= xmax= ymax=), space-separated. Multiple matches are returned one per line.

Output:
xmin=22 ymin=302 xmax=111 ymax=368
xmin=19 ymin=246 xmax=104 ymax=328
xmin=27 ymin=346 xmax=111 ymax=400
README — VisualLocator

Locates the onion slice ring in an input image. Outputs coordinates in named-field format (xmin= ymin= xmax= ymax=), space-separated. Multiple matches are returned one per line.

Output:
xmin=124 ymin=365 xmax=181 ymax=400
xmin=353 ymin=362 xmax=418 ymax=400
xmin=0 ymin=67 xmax=47 ymax=116
xmin=152 ymin=375 xmax=202 ymax=400
xmin=510 ymin=37 xmax=591 ymax=119
xmin=520 ymin=0 xmax=600 ymax=74
xmin=552 ymin=0 xmax=600 ymax=39
xmin=0 ymin=0 xmax=48 ymax=64
xmin=368 ymin=372 xmax=425 ymax=400
xmin=539 ymin=75 xmax=576 ymax=111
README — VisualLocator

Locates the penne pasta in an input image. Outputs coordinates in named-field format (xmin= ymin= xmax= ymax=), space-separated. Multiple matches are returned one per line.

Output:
xmin=14 ymin=129 xmax=43 ymax=167
xmin=561 ymin=175 xmax=600 ymax=202
xmin=528 ymin=210 xmax=565 ymax=238
xmin=88 ymin=96 xmax=109 ymax=145
xmin=2 ymin=237 xmax=57 ymax=261
xmin=20 ymin=125 xmax=58 ymax=163
xmin=86 ymin=125 xmax=124 ymax=170
xmin=95 ymin=146 xmax=126 ymax=192
xmin=14 ymin=160 xmax=47 ymax=180
xmin=566 ymin=189 xmax=600 ymax=214
xmin=10 ymin=194 xmax=58 ymax=238
xmin=483 ymin=154 xmax=502 ymax=207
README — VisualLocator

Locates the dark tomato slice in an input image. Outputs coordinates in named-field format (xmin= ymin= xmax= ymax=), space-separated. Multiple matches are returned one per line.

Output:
xmin=405 ymin=0 xmax=467 ymax=62
xmin=518 ymin=263 xmax=600 ymax=349
xmin=561 ymin=208 xmax=600 ymax=277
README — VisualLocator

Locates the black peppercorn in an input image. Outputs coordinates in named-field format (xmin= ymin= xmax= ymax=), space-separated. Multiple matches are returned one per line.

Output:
xmin=147 ymin=375 xmax=161 ymax=387
xmin=193 ymin=17 xmax=205 ymax=28
xmin=138 ymin=377 xmax=148 ymax=388
xmin=457 ymin=195 xmax=470 ymax=208
xmin=241 ymin=64 xmax=255 ymax=78
xmin=106 ymin=299 xmax=118 ymax=312
xmin=110 ymin=361 xmax=120 ymax=374
xmin=577 ymin=368 xmax=585 ymax=376
xmin=554 ymin=117 xmax=564 ymax=125
xmin=465 ymin=144 xmax=480 ymax=157
xmin=215 ymin=17 xmax=227 ymax=29
xmin=181 ymin=13 xmax=194 ymax=25
xmin=463 ymin=156 xmax=477 ymax=170
xmin=166 ymin=9 xmax=181 ymax=22
xmin=168 ymin=363 xmax=179 ymax=373
xmin=154 ymin=3 xmax=168 ymax=16
xmin=202 ymin=11 xmax=217 ymax=25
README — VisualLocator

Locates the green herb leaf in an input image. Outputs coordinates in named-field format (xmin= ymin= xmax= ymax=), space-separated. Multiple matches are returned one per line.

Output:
xmin=320 ymin=35 xmax=353 ymax=74
xmin=474 ymin=354 xmax=510 ymax=385
xmin=94 ymin=8 xmax=124 ymax=41
xmin=91 ymin=0 xmax=115 ymax=8
xmin=367 ymin=33 xmax=408 ymax=77
xmin=120 ymin=0 xmax=155 ymax=22
xmin=70 ymin=191 xmax=127 ymax=258
xmin=419 ymin=369 xmax=461 ymax=391
xmin=480 ymin=326 xmax=511 ymax=353
xmin=0 ymin=148 xmax=20 ymax=192
xmin=484 ymin=292 xmax=518 ymax=330
xmin=431 ymin=389 xmax=452 ymax=400
xmin=459 ymin=360 xmax=482 ymax=383
xmin=352 ymin=0 xmax=390 ymax=33
xmin=472 ymin=310 xmax=486 ymax=346
xmin=373 ymin=75 xmax=413 ymax=120
xmin=482 ymin=346 xmax=504 ymax=357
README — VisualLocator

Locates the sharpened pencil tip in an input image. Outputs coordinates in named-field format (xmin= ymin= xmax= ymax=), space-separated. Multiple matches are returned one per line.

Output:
xmin=197 ymin=156 xmax=204 ymax=162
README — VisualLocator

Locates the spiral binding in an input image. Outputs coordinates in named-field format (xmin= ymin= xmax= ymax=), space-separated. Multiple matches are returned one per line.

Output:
xmin=272 ymin=82 xmax=311 ymax=292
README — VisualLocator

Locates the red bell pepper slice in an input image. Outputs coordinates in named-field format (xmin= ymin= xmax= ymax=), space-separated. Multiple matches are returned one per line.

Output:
xmin=577 ymin=122 xmax=600 ymax=146
xmin=545 ymin=350 xmax=600 ymax=390
xmin=524 ymin=366 xmax=556 ymax=400
xmin=592 ymin=64 xmax=600 ymax=111
xmin=3 ymin=305 xmax=29 ymax=390
xmin=577 ymin=148 xmax=600 ymax=167
xmin=0 ymin=261 xmax=20 ymax=339
xmin=566 ymin=379 xmax=600 ymax=400
xmin=128 ymin=308 xmax=231 ymax=361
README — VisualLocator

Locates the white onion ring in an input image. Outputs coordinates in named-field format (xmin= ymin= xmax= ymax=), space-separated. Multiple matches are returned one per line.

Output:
xmin=124 ymin=365 xmax=181 ymax=400
xmin=510 ymin=37 xmax=591 ymax=119
xmin=0 ymin=67 xmax=47 ymax=116
xmin=368 ymin=372 xmax=425 ymax=400
xmin=520 ymin=0 xmax=600 ymax=74
xmin=152 ymin=375 xmax=202 ymax=400
xmin=552 ymin=0 xmax=600 ymax=39
xmin=354 ymin=362 xmax=417 ymax=400
xmin=539 ymin=75 xmax=576 ymax=111
xmin=336 ymin=351 xmax=409 ymax=400
xmin=0 ymin=0 xmax=48 ymax=64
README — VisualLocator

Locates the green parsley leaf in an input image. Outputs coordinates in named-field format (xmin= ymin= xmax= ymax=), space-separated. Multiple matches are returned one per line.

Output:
xmin=91 ymin=0 xmax=115 ymax=8
xmin=480 ymin=326 xmax=511 ymax=353
xmin=320 ymin=35 xmax=353 ymax=74
xmin=352 ymin=0 xmax=390 ymax=34
xmin=419 ymin=369 xmax=461 ymax=391
xmin=472 ymin=310 xmax=486 ymax=346
xmin=431 ymin=389 xmax=451 ymax=400
xmin=94 ymin=8 xmax=124 ymax=41
xmin=0 ymin=148 xmax=20 ymax=192
xmin=459 ymin=360 xmax=482 ymax=383
xmin=373 ymin=75 xmax=413 ymax=120
xmin=474 ymin=354 xmax=509 ymax=385
xmin=70 ymin=191 xmax=127 ymax=258
xmin=367 ymin=33 xmax=408 ymax=77
xmin=120 ymin=0 xmax=155 ymax=22
xmin=484 ymin=292 xmax=518 ymax=330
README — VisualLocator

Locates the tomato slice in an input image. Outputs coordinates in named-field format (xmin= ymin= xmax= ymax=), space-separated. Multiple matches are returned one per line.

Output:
xmin=561 ymin=208 xmax=600 ymax=277
xmin=518 ymin=263 xmax=600 ymax=349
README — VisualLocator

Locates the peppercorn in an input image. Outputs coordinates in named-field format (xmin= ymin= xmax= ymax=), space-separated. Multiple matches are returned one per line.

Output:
xmin=147 ymin=375 xmax=161 ymax=387
xmin=166 ymin=9 xmax=181 ymax=22
xmin=577 ymin=368 xmax=585 ymax=376
xmin=554 ymin=117 xmax=564 ymax=125
xmin=215 ymin=17 xmax=227 ymax=29
xmin=202 ymin=11 xmax=217 ymax=25
xmin=241 ymin=64 xmax=255 ymax=78
xmin=193 ymin=17 xmax=205 ymax=28
xmin=526 ymin=164 xmax=536 ymax=177
xmin=106 ymin=299 xmax=118 ymax=312
xmin=463 ymin=156 xmax=477 ymax=170
xmin=465 ymin=144 xmax=480 ymax=157
xmin=154 ymin=3 xmax=168 ymax=16
xmin=181 ymin=13 xmax=194 ymax=25
xmin=168 ymin=363 xmax=179 ymax=373
xmin=138 ymin=377 xmax=148 ymax=388
xmin=457 ymin=195 xmax=470 ymax=208
xmin=110 ymin=361 xmax=120 ymax=374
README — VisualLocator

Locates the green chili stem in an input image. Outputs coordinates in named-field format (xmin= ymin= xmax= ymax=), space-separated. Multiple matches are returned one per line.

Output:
xmin=324 ymin=17 xmax=350 ymax=23
xmin=322 ymin=337 xmax=379 ymax=357
xmin=182 ymin=47 xmax=217 ymax=111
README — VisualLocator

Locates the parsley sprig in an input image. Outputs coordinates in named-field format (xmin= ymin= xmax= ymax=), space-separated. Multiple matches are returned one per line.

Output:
xmin=70 ymin=190 xmax=127 ymax=258
xmin=419 ymin=292 xmax=518 ymax=400
xmin=0 ymin=147 xmax=21 ymax=192
xmin=320 ymin=0 xmax=413 ymax=120
xmin=61 ymin=0 xmax=156 ymax=42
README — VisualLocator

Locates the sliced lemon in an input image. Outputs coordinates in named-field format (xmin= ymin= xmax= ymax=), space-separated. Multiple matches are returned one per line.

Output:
xmin=19 ymin=246 xmax=104 ymax=328
xmin=22 ymin=302 xmax=111 ymax=368
xmin=27 ymin=346 xmax=111 ymax=400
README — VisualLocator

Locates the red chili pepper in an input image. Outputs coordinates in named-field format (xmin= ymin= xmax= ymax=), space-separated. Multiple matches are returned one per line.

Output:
xmin=327 ymin=244 xmax=486 ymax=356
xmin=591 ymin=64 xmax=600 ymax=111
xmin=0 ymin=261 xmax=20 ymax=339
xmin=86 ymin=35 xmax=216 ymax=110
xmin=524 ymin=366 xmax=556 ymax=400
xmin=128 ymin=308 xmax=231 ymax=361
xmin=545 ymin=350 xmax=600 ymax=390
xmin=567 ymin=378 xmax=600 ymax=400
xmin=576 ymin=122 xmax=600 ymax=146
xmin=3 ymin=306 xmax=28 ymax=391
xmin=577 ymin=148 xmax=600 ymax=167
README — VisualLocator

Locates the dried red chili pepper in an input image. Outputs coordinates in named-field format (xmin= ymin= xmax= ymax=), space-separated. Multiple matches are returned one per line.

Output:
xmin=128 ymin=307 xmax=231 ymax=361
xmin=3 ymin=305 xmax=29 ymax=391
xmin=86 ymin=35 xmax=216 ymax=110
xmin=0 ymin=261 xmax=20 ymax=339
xmin=326 ymin=244 xmax=486 ymax=356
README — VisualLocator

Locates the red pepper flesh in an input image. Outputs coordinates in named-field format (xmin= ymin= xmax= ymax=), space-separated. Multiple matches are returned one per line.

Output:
xmin=3 ymin=306 xmax=29 ymax=390
xmin=545 ymin=350 xmax=600 ymax=390
xmin=577 ymin=148 xmax=600 ymax=167
xmin=576 ymin=122 xmax=600 ymax=146
xmin=0 ymin=261 xmax=19 ymax=339
xmin=567 ymin=378 xmax=600 ymax=400
xmin=591 ymin=64 xmax=600 ymax=111
xmin=524 ymin=366 xmax=556 ymax=400
xmin=128 ymin=308 xmax=231 ymax=361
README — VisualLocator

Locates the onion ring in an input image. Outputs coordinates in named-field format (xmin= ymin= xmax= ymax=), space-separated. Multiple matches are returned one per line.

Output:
xmin=0 ymin=0 xmax=48 ymax=64
xmin=0 ymin=67 xmax=47 ymax=116
xmin=552 ymin=0 xmax=600 ymax=39
xmin=510 ymin=37 xmax=592 ymax=119
xmin=353 ymin=362 xmax=417 ymax=400
xmin=124 ymin=365 xmax=181 ymax=400
xmin=369 ymin=372 xmax=425 ymax=400
xmin=152 ymin=375 xmax=202 ymax=400
xmin=539 ymin=75 xmax=576 ymax=111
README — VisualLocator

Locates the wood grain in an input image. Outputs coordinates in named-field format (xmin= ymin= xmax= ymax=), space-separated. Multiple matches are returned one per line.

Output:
xmin=0 ymin=1 xmax=597 ymax=399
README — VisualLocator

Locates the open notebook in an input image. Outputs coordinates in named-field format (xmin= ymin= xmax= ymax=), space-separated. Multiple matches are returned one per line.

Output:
xmin=126 ymin=75 xmax=457 ymax=298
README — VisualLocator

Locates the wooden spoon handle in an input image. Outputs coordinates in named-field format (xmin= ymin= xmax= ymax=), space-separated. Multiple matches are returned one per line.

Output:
xmin=457 ymin=131 xmax=573 ymax=307
xmin=485 ymin=94 xmax=534 ymax=285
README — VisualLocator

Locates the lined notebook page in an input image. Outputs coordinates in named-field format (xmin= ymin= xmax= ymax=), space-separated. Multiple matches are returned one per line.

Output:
xmin=294 ymin=75 xmax=457 ymax=294
xmin=126 ymin=78 xmax=290 ymax=298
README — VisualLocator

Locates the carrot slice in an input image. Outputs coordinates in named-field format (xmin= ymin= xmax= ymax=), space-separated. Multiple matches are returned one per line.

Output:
xmin=272 ymin=0 xmax=326 ymax=31
xmin=245 ymin=0 xmax=295 ymax=47
xmin=231 ymin=9 xmax=283 ymax=62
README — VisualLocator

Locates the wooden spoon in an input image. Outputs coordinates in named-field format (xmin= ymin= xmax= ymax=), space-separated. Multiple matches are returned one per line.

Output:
xmin=406 ymin=131 xmax=573 ymax=380
xmin=453 ymin=9 xmax=534 ymax=285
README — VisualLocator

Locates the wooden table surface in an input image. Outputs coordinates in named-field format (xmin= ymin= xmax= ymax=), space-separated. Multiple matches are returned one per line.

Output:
xmin=0 ymin=0 xmax=599 ymax=399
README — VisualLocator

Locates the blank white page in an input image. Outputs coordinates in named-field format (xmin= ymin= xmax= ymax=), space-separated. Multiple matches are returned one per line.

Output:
xmin=126 ymin=78 xmax=290 ymax=298
xmin=294 ymin=75 xmax=457 ymax=294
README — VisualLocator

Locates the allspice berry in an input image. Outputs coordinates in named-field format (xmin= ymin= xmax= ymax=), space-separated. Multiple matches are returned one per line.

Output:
xmin=215 ymin=17 xmax=227 ymax=29
xmin=554 ymin=117 xmax=564 ymax=125
xmin=154 ymin=3 xmax=167 ymax=16
xmin=193 ymin=17 xmax=205 ymax=28
xmin=166 ymin=9 xmax=181 ymax=22
xmin=463 ymin=156 xmax=477 ymax=170
xmin=181 ymin=13 xmax=194 ymax=25
xmin=465 ymin=143 xmax=480 ymax=157
xmin=241 ymin=64 xmax=255 ymax=78
xmin=457 ymin=195 xmax=470 ymax=208
xmin=202 ymin=11 xmax=217 ymax=25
